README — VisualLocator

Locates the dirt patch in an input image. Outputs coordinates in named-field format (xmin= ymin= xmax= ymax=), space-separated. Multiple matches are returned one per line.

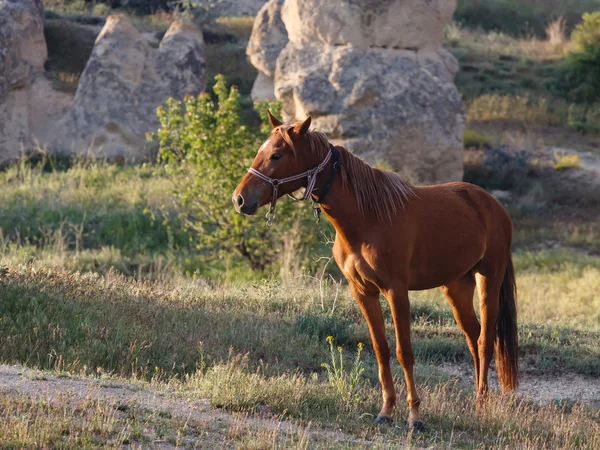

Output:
xmin=0 ymin=364 xmax=363 ymax=447
xmin=438 ymin=362 xmax=600 ymax=407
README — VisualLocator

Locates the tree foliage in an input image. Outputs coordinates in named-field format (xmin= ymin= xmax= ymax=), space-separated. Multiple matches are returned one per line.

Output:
xmin=551 ymin=12 xmax=600 ymax=104
xmin=153 ymin=75 xmax=319 ymax=272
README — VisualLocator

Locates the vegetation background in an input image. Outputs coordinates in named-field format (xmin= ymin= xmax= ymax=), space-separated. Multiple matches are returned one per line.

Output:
xmin=0 ymin=0 xmax=599 ymax=448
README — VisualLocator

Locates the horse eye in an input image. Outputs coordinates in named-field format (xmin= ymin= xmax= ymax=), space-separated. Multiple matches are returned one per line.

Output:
xmin=270 ymin=154 xmax=282 ymax=161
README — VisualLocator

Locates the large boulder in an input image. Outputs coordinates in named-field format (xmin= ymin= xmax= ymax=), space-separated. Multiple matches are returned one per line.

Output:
xmin=247 ymin=0 xmax=287 ymax=78
xmin=248 ymin=0 xmax=464 ymax=184
xmin=282 ymin=0 xmax=456 ymax=50
xmin=247 ymin=0 xmax=287 ymax=100
xmin=0 ymin=0 xmax=47 ymax=161
xmin=276 ymin=44 xmax=464 ymax=183
xmin=57 ymin=15 xmax=207 ymax=158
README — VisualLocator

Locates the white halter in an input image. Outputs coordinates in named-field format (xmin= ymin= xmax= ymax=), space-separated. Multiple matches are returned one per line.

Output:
xmin=247 ymin=147 xmax=333 ymax=226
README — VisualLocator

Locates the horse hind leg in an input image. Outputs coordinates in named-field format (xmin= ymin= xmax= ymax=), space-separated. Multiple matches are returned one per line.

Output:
xmin=440 ymin=273 xmax=481 ymax=389
xmin=474 ymin=271 xmax=502 ymax=402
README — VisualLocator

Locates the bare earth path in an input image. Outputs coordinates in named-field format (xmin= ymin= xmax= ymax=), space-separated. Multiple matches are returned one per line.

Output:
xmin=0 ymin=364 xmax=363 ymax=448
xmin=439 ymin=363 xmax=600 ymax=408
xmin=1 ymin=362 xmax=599 ymax=448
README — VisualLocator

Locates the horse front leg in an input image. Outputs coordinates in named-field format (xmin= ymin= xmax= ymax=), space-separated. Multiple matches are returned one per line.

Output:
xmin=349 ymin=284 xmax=396 ymax=423
xmin=383 ymin=285 xmax=423 ymax=430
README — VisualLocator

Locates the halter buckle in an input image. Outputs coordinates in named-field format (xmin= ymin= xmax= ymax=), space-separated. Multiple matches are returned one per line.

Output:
xmin=312 ymin=202 xmax=321 ymax=224
xmin=265 ymin=209 xmax=276 ymax=227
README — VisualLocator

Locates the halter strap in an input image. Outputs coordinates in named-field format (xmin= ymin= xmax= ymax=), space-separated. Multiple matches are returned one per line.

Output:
xmin=316 ymin=144 xmax=340 ymax=204
xmin=247 ymin=143 xmax=340 ymax=226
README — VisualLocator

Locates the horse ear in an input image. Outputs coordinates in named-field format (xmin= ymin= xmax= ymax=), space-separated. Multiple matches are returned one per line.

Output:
xmin=293 ymin=116 xmax=311 ymax=135
xmin=267 ymin=110 xmax=283 ymax=128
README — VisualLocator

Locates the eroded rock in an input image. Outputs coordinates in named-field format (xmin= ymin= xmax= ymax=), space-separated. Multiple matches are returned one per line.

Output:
xmin=57 ymin=15 xmax=206 ymax=158
xmin=281 ymin=0 xmax=456 ymax=50
xmin=276 ymin=44 xmax=464 ymax=184
xmin=0 ymin=0 xmax=47 ymax=161
xmin=247 ymin=0 xmax=464 ymax=183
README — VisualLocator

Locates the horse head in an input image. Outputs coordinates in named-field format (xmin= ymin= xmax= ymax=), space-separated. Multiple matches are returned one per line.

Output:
xmin=232 ymin=111 xmax=313 ymax=216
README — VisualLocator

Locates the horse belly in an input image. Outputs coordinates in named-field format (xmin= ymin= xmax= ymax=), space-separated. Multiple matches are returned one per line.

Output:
xmin=407 ymin=232 xmax=486 ymax=290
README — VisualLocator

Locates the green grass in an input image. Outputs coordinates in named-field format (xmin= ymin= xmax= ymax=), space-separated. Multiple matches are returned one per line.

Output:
xmin=455 ymin=0 xmax=600 ymax=37
xmin=0 ymin=160 xmax=196 ymax=277
xmin=0 ymin=261 xmax=598 ymax=448
xmin=448 ymin=20 xmax=600 ymax=148
xmin=0 ymin=152 xmax=597 ymax=449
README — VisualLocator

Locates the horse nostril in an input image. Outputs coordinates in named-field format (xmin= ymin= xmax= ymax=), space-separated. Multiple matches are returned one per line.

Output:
xmin=236 ymin=195 xmax=244 ymax=207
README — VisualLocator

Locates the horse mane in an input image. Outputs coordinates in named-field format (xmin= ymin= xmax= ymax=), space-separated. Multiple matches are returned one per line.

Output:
xmin=275 ymin=125 xmax=415 ymax=222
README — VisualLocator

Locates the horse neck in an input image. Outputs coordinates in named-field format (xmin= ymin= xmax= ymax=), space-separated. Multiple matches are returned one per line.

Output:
xmin=312 ymin=167 xmax=367 ymax=244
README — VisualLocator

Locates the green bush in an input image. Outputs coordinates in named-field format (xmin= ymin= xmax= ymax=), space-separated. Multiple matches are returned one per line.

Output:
xmin=153 ymin=75 xmax=321 ymax=272
xmin=551 ymin=12 xmax=600 ymax=104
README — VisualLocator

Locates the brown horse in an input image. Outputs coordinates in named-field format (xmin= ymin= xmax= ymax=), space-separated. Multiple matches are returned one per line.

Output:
xmin=232 ymin=113 xmax=518 ymax=430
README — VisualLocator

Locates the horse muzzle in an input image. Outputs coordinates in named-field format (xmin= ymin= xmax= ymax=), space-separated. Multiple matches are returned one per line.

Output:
xmin=232 ymin=192 xmax=259 ymax=215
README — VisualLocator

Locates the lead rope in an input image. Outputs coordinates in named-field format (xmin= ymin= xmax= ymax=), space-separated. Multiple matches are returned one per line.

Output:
xmin=247 ymin=145 xmax=337 ymax=226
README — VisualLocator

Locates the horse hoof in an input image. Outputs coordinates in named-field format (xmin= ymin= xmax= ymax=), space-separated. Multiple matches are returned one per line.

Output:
xmin=374 ymin=415 xmax=393 ymax=425
xmin=408 ymin=420 xmax=425 ymax=431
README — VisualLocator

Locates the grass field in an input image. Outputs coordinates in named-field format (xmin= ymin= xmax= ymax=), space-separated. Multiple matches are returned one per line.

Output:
xmin=0 ymin=254 xmax=599 ymax=448
xmin=0 ymin=159 xmax=599 ymax=448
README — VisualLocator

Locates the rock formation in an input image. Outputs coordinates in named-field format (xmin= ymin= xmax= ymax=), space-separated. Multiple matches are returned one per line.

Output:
xmin=248 ymin=0 xmax=464 ymax=184
xmin=0 ymin=7 xmax=206 ymax=162
xmin=246 ymin=0 xmax=286 ymax=100
xmin=57 ymin=15 xmax=207 ymax=158
xmin=0 ymin=0 xmax=48 ymax=161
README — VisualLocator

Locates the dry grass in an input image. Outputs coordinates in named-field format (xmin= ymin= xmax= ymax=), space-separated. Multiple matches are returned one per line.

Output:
xmin=215 ymin=16 xmax=255 ymax=40
xmin=0 ymin=388 xmax=341 ymax=449
xmin=446 ymin=24 xmax=569 ymax=59
xmin=466 ymin=94 xmax=600 ymax=132
xmin=0 ymin=260 xmax=598 ymax=447
xmin=546 ymin=16 xmax=568 ymax=48
xmin=0 ymin=393 xmax=130 ymax=448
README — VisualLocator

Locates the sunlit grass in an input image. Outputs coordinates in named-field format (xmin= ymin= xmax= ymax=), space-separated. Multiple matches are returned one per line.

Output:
xmin=216 ymin=15 xmax=255 ymax=40
xmin=552 ymin=150 xmax=583 ymax=170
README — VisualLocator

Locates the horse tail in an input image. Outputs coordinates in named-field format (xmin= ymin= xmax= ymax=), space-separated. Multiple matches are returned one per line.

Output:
xmin=495 ymin=255 xmax=519 ymax=392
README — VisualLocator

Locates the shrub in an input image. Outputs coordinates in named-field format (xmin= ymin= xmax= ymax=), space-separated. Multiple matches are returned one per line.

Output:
xmin=153 ymin=75 xmax=319 ymax=273
xmin=463 ymin=146 xmax=532 ymax=192
xmin=551 ymin=12 xmax=600 ymax=104
xmin=484 ymin=146 xmax=532 ymax=191
xmin=571 ymin=11 xmax=600 ymax=51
